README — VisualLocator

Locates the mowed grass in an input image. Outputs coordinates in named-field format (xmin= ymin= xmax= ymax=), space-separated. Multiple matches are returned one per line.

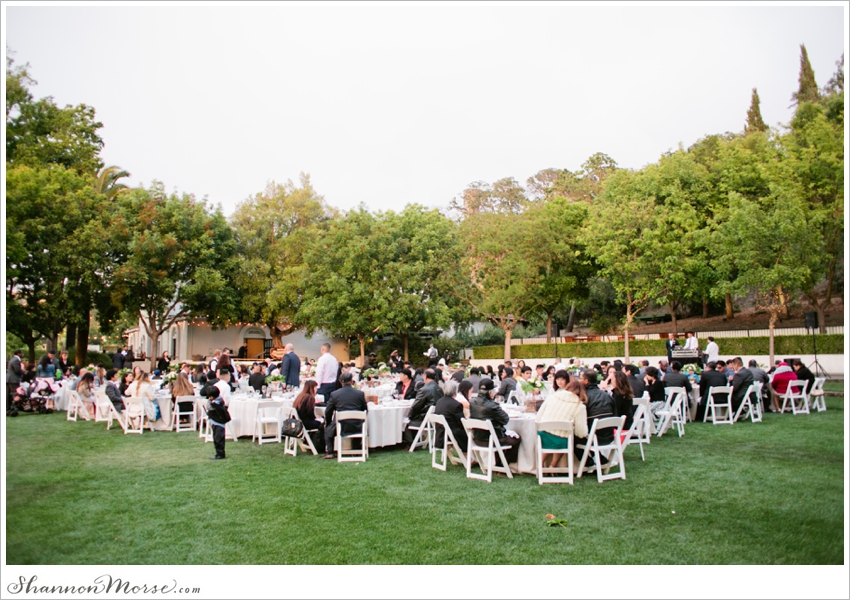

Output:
xmin=5 ymin=387 xmax=844 ymax=565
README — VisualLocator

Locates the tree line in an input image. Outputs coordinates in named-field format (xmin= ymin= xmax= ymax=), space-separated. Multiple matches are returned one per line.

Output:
xmin=6 ymin=46 xmax=843 ymax=368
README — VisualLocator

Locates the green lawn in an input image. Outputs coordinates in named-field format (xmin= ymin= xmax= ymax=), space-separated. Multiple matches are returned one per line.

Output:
xmin=5 ymin=388 xmax=844 ymax=565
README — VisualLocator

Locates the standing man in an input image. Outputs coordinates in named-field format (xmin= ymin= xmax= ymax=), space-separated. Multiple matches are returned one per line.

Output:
xmin=7 ymin=350 xmax=23 ymax=414
xmin=683 ymin=331 xmax=699 ymax=351
xmin=113 ymin=347 xmax=126 ymax=370
xmin=665 ymin=333 xmax=679 ymax=365
xmin=424 ymin=343 xmax=438 ymax=368
xmin=123 ymin=346 xmax=135 ymax=369
xmin=704 ymin=337 xmax=720 ymax=365
xmin=387 ymin=350 xmax=403 ymax=374
xmin=315 ymin=343 xmax=339 ymax=404
xmin=323 ymin=372 xmax=368 ymax=459
xmin=280 ymin=343 xmax=300 ymax=390
xmin=237 ymin=342 xmax=248 ymax=359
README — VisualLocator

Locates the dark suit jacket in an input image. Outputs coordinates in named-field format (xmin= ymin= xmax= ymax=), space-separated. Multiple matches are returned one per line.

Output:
xmin=434 ymin=395 xmax=468 ymax=452
xmin=665 ymin=338 xmax=679 ymax=360
xmin=700 ymin=370 xmax=729 ymax=405
xmin=395 ymin=379 xmax=416 ymax=400
xmin=325 ymin=385 xmax=368 ymax=435
xmin=280 ymin=352 xmax=300 ymax=388
xmin=731 ymin=368 xmax=754 ymax=409
xmin=409 ymin=380 xmax=441 ymax=424
xmin=627 ymin=374 xmax=646 ymax=398
xmin=112 ymin=353 xmax=125 ymax=370
xmin=663 ymin=371 xmax=692 ymax=393
xmin=794 ymin=366 xmax=816 ymax=394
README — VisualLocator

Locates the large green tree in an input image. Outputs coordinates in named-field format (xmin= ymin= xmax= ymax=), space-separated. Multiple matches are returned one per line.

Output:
xmin=230 ymin=175 xmax=335 ymax=348
xmin=109 ymin=182 xmax=239 ymax=372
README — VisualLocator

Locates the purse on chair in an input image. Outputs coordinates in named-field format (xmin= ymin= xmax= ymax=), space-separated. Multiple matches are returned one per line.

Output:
xmin=281 ymin=417 xmax=304 ymax=438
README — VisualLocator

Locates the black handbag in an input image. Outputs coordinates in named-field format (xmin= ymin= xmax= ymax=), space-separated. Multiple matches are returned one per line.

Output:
xmin=281 ymin=417 xmax=304 ymax=438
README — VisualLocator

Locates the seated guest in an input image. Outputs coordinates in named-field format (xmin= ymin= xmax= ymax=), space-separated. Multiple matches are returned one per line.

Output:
xmin=119 ymin=371 xmax=134 ymax=397
xmin=663 ymin=362 xmax=693 ymax=394
xmin=543 ymin=365 xmax=556 ymax=383
xmin=293 ymin=380 xmax=325 ymax=454
xmin=128 ymin=370 xmax=160 ymax=424
xmin=323 ymin=373 xmax=368 ymax=459
xmin=610 ymin=371 xmax=635 ymax=429
xmin=698 ymin=362 xmax=729 ymax=421
xmin=470 ymin=379 xmax=521 ymax=467
xmin=93 ymin=366 xmax=107 ymax=388
xmin=450 ymin=367 xmax=465 ymax=383
xmin=462 ymin=367 xmax=481 ymax=396
xmin=657 ymin=360 xmax=670 ymax=377
xmin=455 ymin=380 xmax=473 ymax=411
xmin=434 ymin=380 xmax=468 ymax=453
xmin=791 ymin=359 xmax=816 ymax=394
xmin=626 ymin=365 xmax=646 ymax=398
xmin=580 ymin=369 xmax=616 ymax=445
xmin=717 ymin=360 xmax=734 ymax=383
xmin=403 ymin=369 xmax=442 ymax=446
xmin=643 ymin=367 xmax=666 ymax=416
xmin=248 ymin=363 xmax=267 ymax=393
xmin=76 ymin=372 xmax=97 ymax=417
xmin=496 ymin=367 xmax=517 ymax=402
xmin=729 ymin=357 xmax=755 ymax=413
xmin=394 ymin=368 xmax=417 ymax=400
xmin=536 ymin=372 xmax=588 ymax=467
xmin=387 ymin=350 xmax=403 ymax=374
xmin=746 ymin=359 xmax=771 ymax=413
xmin=192 ymin=364 xmax=208 ymax=385
xmin=156 ymin=351 xmax=171 ymax=375
xmin=639 ymin=360 xmax=649 ymax=376
xmin=104 ymin=369 xmax=124 ymax=413
xmin=171 ymin=371 xmax=196 ymax=423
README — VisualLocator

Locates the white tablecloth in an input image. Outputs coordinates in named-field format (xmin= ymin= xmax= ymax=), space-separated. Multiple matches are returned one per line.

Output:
xmin=315 ymin=400 xmax=411 ymax=448
xmin=505 ymin=411 xmax=538 ymax=475
xmin=225 ymin=394 xmax=293 ymax=438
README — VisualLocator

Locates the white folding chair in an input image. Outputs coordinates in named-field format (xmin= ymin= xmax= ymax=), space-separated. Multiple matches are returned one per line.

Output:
xmin=734 ymin=383 xmax=762 ymax=423
xmin=807 ymin=377 xmax=827 ymax=412
xmin=198 ymin=401 xmax=210 ymax=439
xmin=780 ymin=380 xmax=810 ymax=415
xmin=408 ymin=405 xmax=435 ymax=453
xmin=430 ymin=413 xmax=467 ymax=471
xmin=253 ymin=401 xmax=283 ymax=445
xmin=172 ymin=395 xmax=197 ymax=432
xmin=93 ymin=390 xmax=113 ymax=423
xmin=198 ymin=403 xmax=238 ymax=443
xmin=461 ymin=418 xmax=513 ymax=482
xmin=335 ymin=410 xmax=368 ymax=462
xmin=66 ymin=390 xmax=92 ymax=422
xmin=283 ymin=408 xmax=319 ymax=457
xmin=664 ymin=386 xmax=688 ymax=423
xmin=123 ymin=398 xmax=150 ymax=434
xmin=703 ymin=386 xmax=734 ymax=425
xmin=621 ymin=403 xmax=649 ymax=461
xmin=656 ymin=390 xmax=686 ymax=437
xmin=577 ymin=416 xmax=626 ymax=483
xmin=506 ymin=390 xmax=521 ymax=405
xmin=535 ymin=420 xmax=574 ymax=485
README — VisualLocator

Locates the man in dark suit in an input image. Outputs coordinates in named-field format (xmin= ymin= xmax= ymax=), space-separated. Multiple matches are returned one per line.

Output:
xmin=663 ymin=362 xmax=693 ymax=394
xmin=665 ymin=333 xmax=679 ymax=364
xmin=113 ymin=348 xmax=126 ymax=370
xmin=729 ymin=357 xmax=755 ymax=414
xmin=280 ymin=343 xmax=300 ymax=390
xmin=698 ymin=361 xmax=729 ymax=422
xmin=394 ymin=368 xmax=417 ymax=400
xmin=403 ymin=368 xmax=442 ymax=446
xmin=323 ymin=372 xmax=368 ymax=459
xmin=626 ymin=365 xmax=647 ymax=398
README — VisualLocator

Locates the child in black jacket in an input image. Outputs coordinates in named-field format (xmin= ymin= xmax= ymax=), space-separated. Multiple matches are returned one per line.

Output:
xmin=202 ymin=385 xmax=231 ymax=460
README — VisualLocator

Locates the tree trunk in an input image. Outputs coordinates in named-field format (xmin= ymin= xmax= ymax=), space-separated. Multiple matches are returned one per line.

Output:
xmin=402 ymin=334 xmax=409 ymax=362
xmin=27 ymin=340 xmax=36 ymax=365
xmin=503 ymin=328 xmax=512 ymax=361
xmin=725 ymin=293 xmax=734 ymax=320
xmin=75 ymin=307 xmax=91 ymax=367
xmin=149 ymin=329 xmax=159 ymax=372
xmin=546 ymin=312 xmax=553 ymax=344
xmin=566 ymin=303 xmax=576 ymax=332
xmin=66 ymin=323 xmax=77 ymax=351
xmin=778 ymin=285 xmax=790 ymax=319
xmin=668 ymin=301 xmax=678 ymax=335
xmin=768 ymin=319 xmax=776 ymax=365
xmin=702 ymin=298 xmax=709 ymax=319
xmin=624 ymin=318 xmax=631 ymax=363
xmin=359 ymin=335 xmax=366 ymax=365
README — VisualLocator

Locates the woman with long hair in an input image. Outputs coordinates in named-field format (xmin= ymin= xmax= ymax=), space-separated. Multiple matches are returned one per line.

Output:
xmin=76 ymin=372 xmax=97 ymax=418
xmin=536 ymin=374 xmax=588 ymax=468
xmin=119 ymin=371 xmax=134 ymax=397
xmin=93 ymin=366 xmax=107 ymax=388
xmin=610 ymin=371 xmax=635 ymax=429
xmin=130 ymin=370 xmax=160 ymax=425
xmin=171 ymin=371 xmax=196 ymax=426
xmin=293 ymin=380 xmax=324 ymax=453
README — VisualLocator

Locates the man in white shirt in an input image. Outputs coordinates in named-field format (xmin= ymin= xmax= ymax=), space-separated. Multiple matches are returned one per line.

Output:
xmin=214 ymin=368 xmax=232 ymax=405
xmin=423 ymin=344 xmax=438 ymax=367
xmin=683 ymin=331 xmax=699 ymax=351
xmin=315 ymin=343 xmax=339 ymax=404
xmin=704 ymin=336 xmax=719 ymax=364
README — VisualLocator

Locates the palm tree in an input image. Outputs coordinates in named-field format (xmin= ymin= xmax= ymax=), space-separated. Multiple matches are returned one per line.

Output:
xmin=94 ymin=165 xmax=130 ymax=199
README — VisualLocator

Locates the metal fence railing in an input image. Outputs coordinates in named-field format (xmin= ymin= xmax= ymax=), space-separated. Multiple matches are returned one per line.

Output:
xmin=509 ymin=325 xmax=843 ymax=345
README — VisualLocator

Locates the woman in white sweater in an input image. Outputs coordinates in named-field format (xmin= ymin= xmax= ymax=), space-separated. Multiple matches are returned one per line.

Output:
xmin=535 ymin=372 xmax=588 ymax=468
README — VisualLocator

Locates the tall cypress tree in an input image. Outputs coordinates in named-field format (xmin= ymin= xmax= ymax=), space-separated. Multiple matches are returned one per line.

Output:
xmin=744 ymin=88 xmax=768 ymax=133
xmin=791 ymin=44 xmax=819 ymax=106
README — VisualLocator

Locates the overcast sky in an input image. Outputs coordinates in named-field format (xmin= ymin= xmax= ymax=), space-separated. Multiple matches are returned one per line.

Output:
xmin=4 ymin=3 xmax=846 ymax=217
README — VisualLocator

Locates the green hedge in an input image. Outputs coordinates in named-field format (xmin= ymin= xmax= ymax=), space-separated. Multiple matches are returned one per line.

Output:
xmin=472 ymin=334 xmax=844 ymax=360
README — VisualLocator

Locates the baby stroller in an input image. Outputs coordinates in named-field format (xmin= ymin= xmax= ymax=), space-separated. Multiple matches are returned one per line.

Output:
xmin=12 ymin=380 xmax=57 ymax=414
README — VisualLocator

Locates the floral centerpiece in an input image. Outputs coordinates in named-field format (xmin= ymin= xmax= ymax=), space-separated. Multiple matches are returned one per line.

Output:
xmin=264 ymin=374 xmax=286 ymax=393
xmin=377 ymin=363 xmax=391 ymax=378
xmin=519 ymin=378 xmax=547 ymax=395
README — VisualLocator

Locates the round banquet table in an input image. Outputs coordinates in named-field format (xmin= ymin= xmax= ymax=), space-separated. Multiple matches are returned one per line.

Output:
xmin=222 ymin=394 xmax=294 ymax=438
